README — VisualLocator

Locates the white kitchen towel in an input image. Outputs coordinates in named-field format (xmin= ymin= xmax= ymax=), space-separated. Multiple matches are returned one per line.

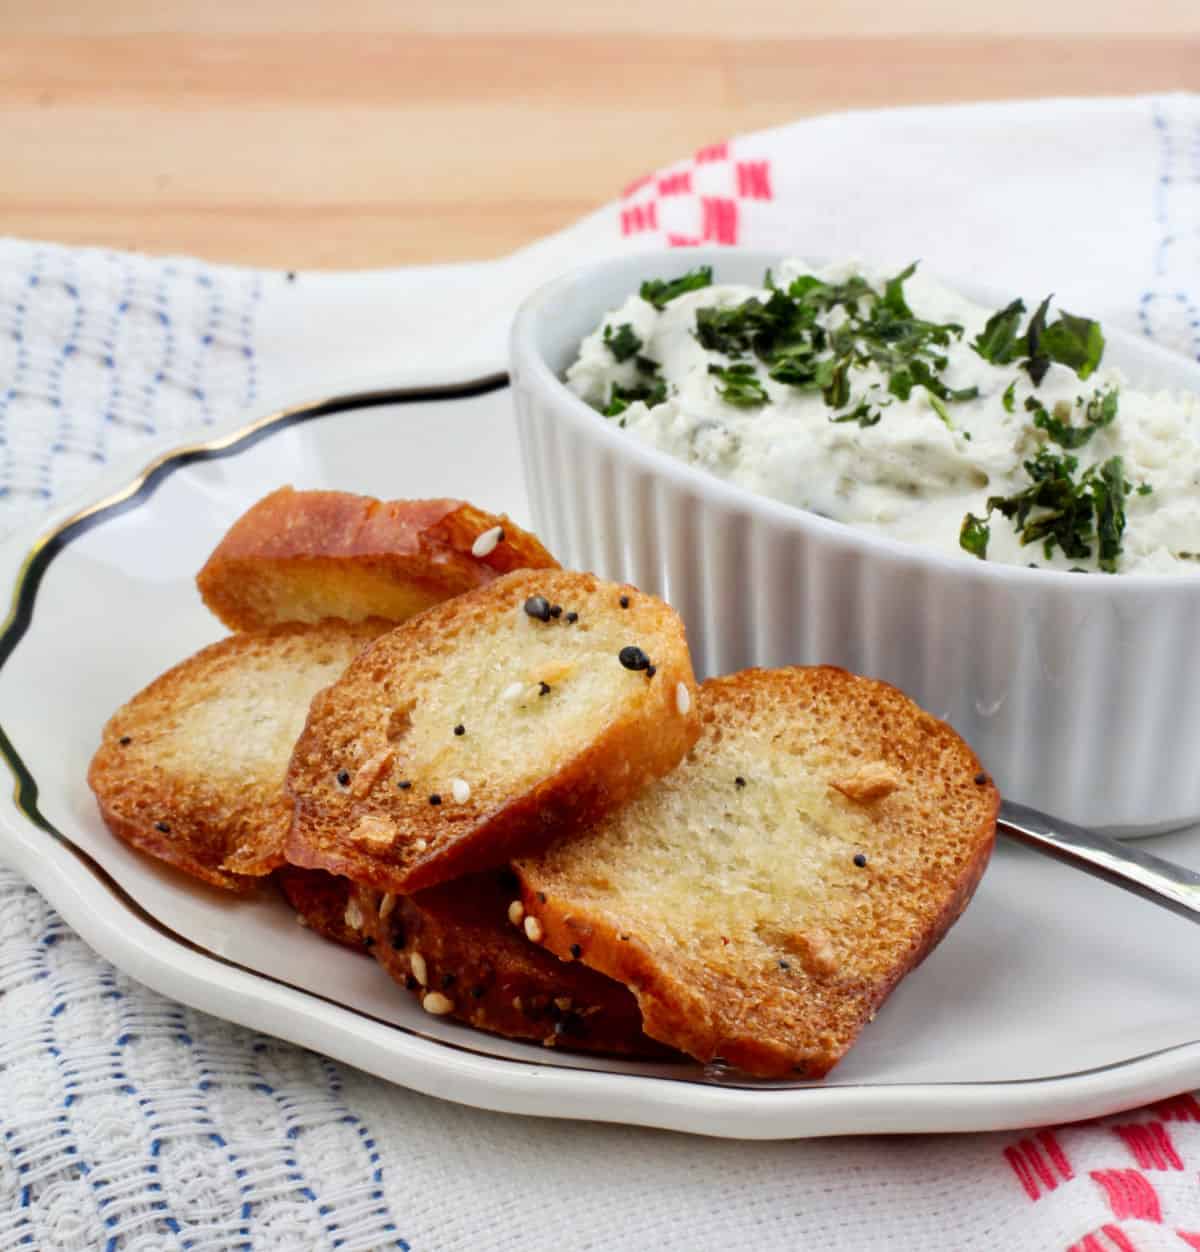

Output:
xmin=0 ymin=93 xmax=1198 ymax=1251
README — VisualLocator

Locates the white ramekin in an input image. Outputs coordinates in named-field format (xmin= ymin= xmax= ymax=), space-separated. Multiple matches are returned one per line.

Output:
xmin=510 ymin=248 xmax=1200 ymax=835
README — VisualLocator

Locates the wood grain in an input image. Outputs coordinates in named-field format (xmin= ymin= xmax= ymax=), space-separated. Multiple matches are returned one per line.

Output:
xmin=0 ymin=12 xmax=1195 ymax=268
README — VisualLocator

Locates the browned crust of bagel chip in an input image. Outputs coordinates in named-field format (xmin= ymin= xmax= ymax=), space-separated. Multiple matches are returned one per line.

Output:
xmin=197 ymin=487 xmax=558 ymax=631
xmin=355 ymin=872 xmax=675 ymax=1057
xmin=516 ymin=667 xmax=999 ymax=1079
xmin=276 ymin=865 xmax=368 ymax=952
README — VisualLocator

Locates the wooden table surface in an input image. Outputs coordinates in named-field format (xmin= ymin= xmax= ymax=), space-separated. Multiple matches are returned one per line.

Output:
xmin=3 ymin=1 xmax=1197 ymax=268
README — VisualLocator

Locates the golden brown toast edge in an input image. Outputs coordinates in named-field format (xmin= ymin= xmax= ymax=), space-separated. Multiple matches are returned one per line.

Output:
xmin=197 ymin=487 xmax=559 ymax=631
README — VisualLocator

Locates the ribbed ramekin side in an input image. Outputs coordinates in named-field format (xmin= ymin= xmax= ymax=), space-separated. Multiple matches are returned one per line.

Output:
xmin=611 ymin=446 xmax=657 ymax=591
xmin=1024 ymin=582 xmax=1200 ymax=832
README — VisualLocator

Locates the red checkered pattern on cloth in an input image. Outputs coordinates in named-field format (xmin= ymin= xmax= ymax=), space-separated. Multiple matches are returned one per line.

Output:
xmin=619 ymin=140 xmax=774 ymax=249
xmin=997 ymin=1102 xmax=1200 ymax=1248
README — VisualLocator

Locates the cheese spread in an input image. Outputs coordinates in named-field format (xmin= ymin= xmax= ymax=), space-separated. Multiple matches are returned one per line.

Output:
xmin=566 ymin=260 xmax=1200 ymax=574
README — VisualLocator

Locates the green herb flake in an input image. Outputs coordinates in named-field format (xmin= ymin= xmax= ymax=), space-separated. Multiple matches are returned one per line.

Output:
xmin=707 ymin=362 xmax=769 ymax=408
xmin=1002 ymin=381 xmax=1016 ymax=413
xmin=602 ymin=378 xmax=667 ymax=418
xmin=639 ymin=266 xmax=713 ymax=309
xmin=964 ymin=449 xmax=1132 ymax=572
xmin=927 ymin=393 xmax=952 ymax=428
xmin=822 ymin=355 xmax=852 ymax=410
xmin=695 ymin=301 xmax=762 ymax=356
xmin=1137 ymin=482 xmax=1153 ymax=496
xmin=830 ymin=401 xmax=882 ymax=428
xmin=960 ymin=513 xmax=991 ymax=559
xmin=685 ymin=262 xmax=979 ymax=431
xmin=1091 ymin=456 xmax=1128 ymax=573
xmin=603 ymin=322 xmax=642 ymax=363
xmin=1039 ymin=311 xmax=1106 ymax=380
xmin=888 ymin=368 xmax=914 ymax=402
xmin=974 ymin=294 xmax=1106 ymax=385
xmin=1027 ymin=387 xmax=1118 ymax=450
xmin=880 ymin=262 xmax=917 ymax=319
xmin=972 ymin=299 xmax=1026 ymax=365
xmin=1023 ymin=297 xmax=1053 ymax=386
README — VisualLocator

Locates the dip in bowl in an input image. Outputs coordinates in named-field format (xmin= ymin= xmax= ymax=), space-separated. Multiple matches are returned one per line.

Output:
xmin=510 ymin=249 xmax=1200 ymax=834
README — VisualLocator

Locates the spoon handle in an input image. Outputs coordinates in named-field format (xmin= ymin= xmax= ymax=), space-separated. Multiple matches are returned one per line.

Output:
xmin=999 ymin=800 xmax=1200 ymax=926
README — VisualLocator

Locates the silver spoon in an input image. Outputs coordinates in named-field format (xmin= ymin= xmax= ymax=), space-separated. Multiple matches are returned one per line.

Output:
xmin=1000 ymin=799 xmax=1200 ymax=924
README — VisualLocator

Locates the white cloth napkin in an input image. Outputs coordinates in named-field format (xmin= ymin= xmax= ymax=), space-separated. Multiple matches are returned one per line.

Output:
xmin=1 ymin=93 xmax=1198 ymax=1250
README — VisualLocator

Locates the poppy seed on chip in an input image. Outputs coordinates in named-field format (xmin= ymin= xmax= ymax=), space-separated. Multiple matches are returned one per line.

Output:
xmin=523 ymin=595 xmax=552 ymax=622
xmin=618 ymin=646 xmax=650 ymax=671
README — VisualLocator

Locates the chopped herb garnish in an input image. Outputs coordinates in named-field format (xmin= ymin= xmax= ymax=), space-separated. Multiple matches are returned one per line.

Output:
xmin=1137 ymin=482 xmax=1153 ymax=496
xmin=822 ymin=354 xmax=852 ymax=409
xmin=892 ymin=358 xmax=978 ymax=410
xmin=635 ymin=354 xmax=660 ymax=375
xmin=602 ymin=378 xmax=668 ymax=417
xmin=960 ymin=512 xmax=991 ymax=557
xmin=1002 ymin=381 xmax=1017 ymax=413
xmin=603 ymin=322 xmax=642 ymax=363
xmin=640 ymin=266 xmax=713 ymax=309
xmin=972 ymin=299 xmax=1026 ymax=365
xmin=696 ymin=301 xmax=763 ymax=356
xmin=1026 ymin=387 xmax=1118 ymax=450
xmin=830 ymin=400 xmax=882 ymax=427
xmin=880 ymin=262 xmax=917 ymax=318
xmin=683 ymin=262 xmax=974 ymax=427
xmin=973 ymin=294 xmax=1105 ymax=385
xmin=1039 ymin=310 xmax=1106 ymax=380
xmin=708 ymin=362 xmax=769 ymax=408
xmin=959 ymin=450 xmax=1132 ymax=571
xmin=927 ymin=392 xmax=952 ymax=428
xmin=1023 ymin=296 xmax=1053 ymax=386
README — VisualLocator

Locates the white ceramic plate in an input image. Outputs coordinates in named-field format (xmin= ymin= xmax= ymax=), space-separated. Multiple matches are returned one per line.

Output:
xmin=1 ymin=375 xmax=1199 ymax=1141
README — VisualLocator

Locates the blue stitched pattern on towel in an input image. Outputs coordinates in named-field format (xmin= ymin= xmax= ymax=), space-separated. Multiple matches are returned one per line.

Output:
xmin=0 ymin=243 xmax=263 ymax=532
xmin=0 ymin=241 xmax=412 ymax=1249
xmin=0 ymin=867 xmax=411 ymax=1251
xmin=1141 ymin=99 xmax=1200 ymax=360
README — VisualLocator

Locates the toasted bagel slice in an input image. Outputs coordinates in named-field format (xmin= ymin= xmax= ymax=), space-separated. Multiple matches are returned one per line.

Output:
xmin=285 ymin=569 xmax=700 ymax=894
xmin=277 ymin=865 xmax=368 ymax=952
xmin=515 ymin=667 xmax=999 ymax=1079
xmin=88 ymin=620 xmax=389 ymax=892
xmin=197 ymin=487 xmax=558 ymax=631
xmin=355 ymin=874 xmax=673 ymax=1057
